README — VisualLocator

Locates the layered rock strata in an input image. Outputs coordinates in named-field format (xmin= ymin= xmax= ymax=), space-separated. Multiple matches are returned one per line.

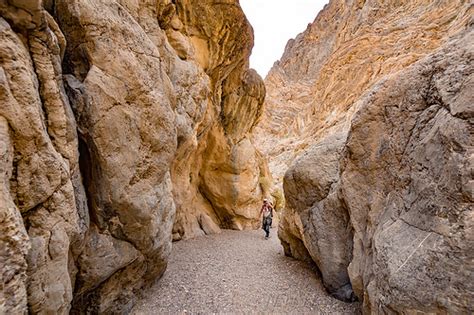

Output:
xmin=256 ymin=0 xmax=472 ymax=181
xmin=0 ymin=0 xmax=265 ymax=313
xmin=257 ymin=0 xmax=473 ymax=313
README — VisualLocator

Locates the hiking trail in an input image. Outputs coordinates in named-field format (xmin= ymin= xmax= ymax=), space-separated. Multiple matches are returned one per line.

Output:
xmin=132 ymin=229 xmax=361 ymax=314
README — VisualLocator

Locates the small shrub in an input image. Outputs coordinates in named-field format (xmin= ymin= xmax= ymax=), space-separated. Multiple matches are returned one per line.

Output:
xmin=271 ymin=188 xmax=285 ymax=212
xmin=259 ymin=176 xmax=272 ymax=196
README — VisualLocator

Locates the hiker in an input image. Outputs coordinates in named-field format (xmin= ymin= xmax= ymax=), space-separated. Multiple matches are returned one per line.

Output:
xmin=260 ymin=198 xmax=273 ymax=239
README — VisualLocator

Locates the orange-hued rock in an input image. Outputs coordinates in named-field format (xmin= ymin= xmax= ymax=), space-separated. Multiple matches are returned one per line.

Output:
xmin=255 ymin=0 xmax=471 ymax=181
xmin=257 ymin=0 xmax=473 ymax=313
xmin=0 ymin=0 xmax=265 ymax=313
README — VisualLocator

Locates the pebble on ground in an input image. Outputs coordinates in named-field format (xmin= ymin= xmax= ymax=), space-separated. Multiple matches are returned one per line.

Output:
xmin=132 ymin=229 xmax=361 ymax=314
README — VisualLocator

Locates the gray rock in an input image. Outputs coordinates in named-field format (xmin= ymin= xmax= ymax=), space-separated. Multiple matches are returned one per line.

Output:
xmin=199 ymin=213 xmax=222 ymax=235
xmin=279 ymin=27 xmax=474 ymax=313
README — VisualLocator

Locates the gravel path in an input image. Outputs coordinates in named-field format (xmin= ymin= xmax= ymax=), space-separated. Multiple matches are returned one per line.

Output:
xmin=132 ymin=229 xmax=361 ymax=314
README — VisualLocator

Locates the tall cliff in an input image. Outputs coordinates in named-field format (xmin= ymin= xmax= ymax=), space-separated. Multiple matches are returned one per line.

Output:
xmin=0 ymin=0 xmax=266 ymax=313
xmin=255 ymin=0 xmax=473 ymax=313
xmin=255 ymin=0 xmax=471 ymax=181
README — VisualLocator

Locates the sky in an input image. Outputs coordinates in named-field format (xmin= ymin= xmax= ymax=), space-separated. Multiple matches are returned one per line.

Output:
xmin=240 ymin=0 xmax=329 ymax=78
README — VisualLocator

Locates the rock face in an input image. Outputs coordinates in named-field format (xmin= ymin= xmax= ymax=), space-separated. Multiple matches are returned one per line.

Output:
xmin=341 ymin=33 xmax=473 ymax=312
xmin=255 ymin=0 xmax=472 ymax=181
xmin=0 ymin=0 xmax=265 ymax=313
xmin=258 ymin=0 xmax=473 ymax=313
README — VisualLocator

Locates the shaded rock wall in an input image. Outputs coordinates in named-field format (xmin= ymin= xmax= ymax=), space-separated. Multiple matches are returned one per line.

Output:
xmin=340 ymin=31 xmax=473 ymax=312
xmin=256 ymin=0 xmax=473 ymax=313
xmin=0 ymin=0 xmax=265 ymax=313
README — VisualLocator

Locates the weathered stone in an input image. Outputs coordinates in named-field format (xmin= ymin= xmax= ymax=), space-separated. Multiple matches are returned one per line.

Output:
xmin=255 ymin=0 xmax=472 ymax=183
xmin=340 ymin=30 xmax=473 ymax=313
xmin=265 ymin=0 xmax=473 ymax=313
xmin=76 ymin=226 xmax=139 ymax=294
xmin=280 ymin=130 xmax=355 ymax=299
xmin=1 ymin=0 xmax=265 ymax=312
xmin=0 ymin=6 xmax=85 ymax=312
xmin=199 ymin=213 xmax=222 ymax=235
xmin=0 ymin=116 xmax=30 ymax=315
xmin=169 ymin=1 xmax=267 ymax=239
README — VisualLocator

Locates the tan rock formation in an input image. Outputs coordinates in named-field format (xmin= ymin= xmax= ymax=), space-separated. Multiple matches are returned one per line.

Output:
xmin=0 ymin=4 xmax=86 ymax=312
xmin=0 ymin=0 xmax=265 ymax=313
xmin=169 ymin=1 xmax=268 ymax=238
xmin=0 ymin=116 xmax=30 ymax=314
xmin=259 ymin=0 xmax=473 ymax=313
xmin=255 ymin=0 xmax=472 ymax=181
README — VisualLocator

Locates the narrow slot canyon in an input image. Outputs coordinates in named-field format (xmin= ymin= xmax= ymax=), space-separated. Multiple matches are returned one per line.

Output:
xmin=1 ymin=1 xmax=472 ymax=314
xmin=132 ymin=230 xmax=359 ymax=314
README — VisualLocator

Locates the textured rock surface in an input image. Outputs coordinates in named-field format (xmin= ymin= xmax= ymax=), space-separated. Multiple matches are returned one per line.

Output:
xmin=198 ymin=213 xmax=222 ymax=236
xmin=340 ymin=30 xmax=473 ymax=312
xmin=264 ymin=0 xmax=474 ymax=313
xmin=255 ymin=0 xmax=472 ymax=182
xmin=0 ymin=4 xmax=86 ymax=312
xmin=167 ymin=1 xmax=269 ymax=239
xmin=0 ymin=116 xmax=30 ymax=314
xmin=0 ymin=0 xmax=265 ymax=313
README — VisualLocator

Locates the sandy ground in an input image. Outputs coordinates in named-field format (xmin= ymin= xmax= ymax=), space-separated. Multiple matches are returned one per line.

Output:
xmin=132 ymin=229 xmax=361 ymax=314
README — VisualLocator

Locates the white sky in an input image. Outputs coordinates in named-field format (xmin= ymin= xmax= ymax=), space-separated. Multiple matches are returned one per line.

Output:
xmin=240 ymin=0 xmax=329 ymax=78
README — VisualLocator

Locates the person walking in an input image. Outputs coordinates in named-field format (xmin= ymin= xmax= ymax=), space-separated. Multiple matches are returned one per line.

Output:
xmin=260 ymin=198 xmax=273 ymax=239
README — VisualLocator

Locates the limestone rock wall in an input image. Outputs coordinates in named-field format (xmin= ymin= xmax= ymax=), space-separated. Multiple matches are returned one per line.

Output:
xmin=257 ymin=0 xmax=473 ymax=313
xmin=0 ymin=0 xmax=265 ymax=313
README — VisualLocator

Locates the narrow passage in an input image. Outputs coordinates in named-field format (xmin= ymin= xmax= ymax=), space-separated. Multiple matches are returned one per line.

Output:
xmin=132 ymin=230 xmax=360 ymax=314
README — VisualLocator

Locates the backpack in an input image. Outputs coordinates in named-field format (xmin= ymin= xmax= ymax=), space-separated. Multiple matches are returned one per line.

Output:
xmin=263 ymin=205 xmax=272 ymax=218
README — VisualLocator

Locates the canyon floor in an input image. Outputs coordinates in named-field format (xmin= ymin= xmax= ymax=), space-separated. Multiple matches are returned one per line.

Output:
xmin=132 ymin=229 xmax=361 ymax=314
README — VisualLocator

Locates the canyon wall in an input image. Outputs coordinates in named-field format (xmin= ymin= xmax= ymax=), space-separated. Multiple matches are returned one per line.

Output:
xmin=255 ymin=0 xmax=471 ymax=181
xmin=0 ymin=0 xmax=265 ymax=313
xmin=256 ymin=0 xmax=473 ymax=313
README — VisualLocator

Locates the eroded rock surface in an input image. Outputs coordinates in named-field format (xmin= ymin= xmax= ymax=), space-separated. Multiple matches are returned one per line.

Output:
xmin=0 ymin=0 xmax=265 ymax=313
xmin=255 ymin=0 xmax=471 ymax=182
xmin=340 ymin=31 xmax=473 ymax=312
xmin=259 ymin=0 xmax=474 ymax=313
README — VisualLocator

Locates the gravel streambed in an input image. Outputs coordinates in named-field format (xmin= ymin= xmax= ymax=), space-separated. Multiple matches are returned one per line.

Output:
xmin=132 ymin=229 xmax=360 ymax=314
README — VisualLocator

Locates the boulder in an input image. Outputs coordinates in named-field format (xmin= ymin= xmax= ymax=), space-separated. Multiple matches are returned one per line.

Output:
xmin=278 ymin=25 xmax=473 ymax=314
xmin=266 ymin=0 xmax=473 ymax=313
xmin=199 ymin=214 xmax=222 ymax=235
